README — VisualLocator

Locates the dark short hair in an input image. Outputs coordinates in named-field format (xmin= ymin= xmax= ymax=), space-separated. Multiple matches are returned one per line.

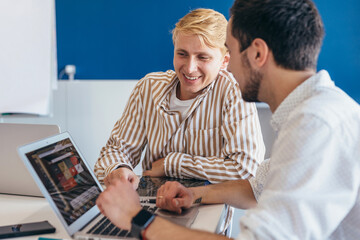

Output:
xmin=230 ymin=0 xmax=324 ymax=70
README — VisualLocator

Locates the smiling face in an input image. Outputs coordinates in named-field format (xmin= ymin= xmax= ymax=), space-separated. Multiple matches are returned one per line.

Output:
xmin=173 ymin=33 xmax=227 ymax=100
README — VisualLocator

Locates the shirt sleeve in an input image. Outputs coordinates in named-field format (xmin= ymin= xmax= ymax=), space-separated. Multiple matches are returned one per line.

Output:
xmin=249 ymin=158 xmax=270 ymax=201
xmin=164 ymin=85 xmax=265 ymax=183
xmin=94 ymin=80 xmax=147 ymax=182
xmin=237 ymin=114 xmax=359 ymax=239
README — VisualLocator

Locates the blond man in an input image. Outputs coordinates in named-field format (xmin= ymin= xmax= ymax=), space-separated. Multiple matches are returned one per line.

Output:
xmin=94 ymin=8 xmax=264 ymax=188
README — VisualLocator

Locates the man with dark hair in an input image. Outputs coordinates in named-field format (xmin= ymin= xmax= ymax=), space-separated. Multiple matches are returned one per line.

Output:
xmin=96 ymin=0 xmax=360 ymax=239
xmin=230 ymin=0 xmax=324 ymax=71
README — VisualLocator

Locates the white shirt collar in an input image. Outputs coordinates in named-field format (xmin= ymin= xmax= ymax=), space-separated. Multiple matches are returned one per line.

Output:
xmin=270 ymin=70 xmax=335 ymax=132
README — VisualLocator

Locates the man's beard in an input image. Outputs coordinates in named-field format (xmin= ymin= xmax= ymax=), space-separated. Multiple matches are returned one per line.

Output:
xmin=241 ymin=52 xmax=262 ymax=102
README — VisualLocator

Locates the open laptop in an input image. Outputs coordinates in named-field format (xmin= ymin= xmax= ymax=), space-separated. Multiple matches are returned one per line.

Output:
xmin=0 ymin=123 xmax=60 ymax=197
xmin=17 ymin=132 xmax=198 ymax=239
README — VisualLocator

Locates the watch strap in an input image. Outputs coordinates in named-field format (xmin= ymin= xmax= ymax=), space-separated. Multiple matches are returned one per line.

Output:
xmin=130 ymin=209 xmax=155 ymax=239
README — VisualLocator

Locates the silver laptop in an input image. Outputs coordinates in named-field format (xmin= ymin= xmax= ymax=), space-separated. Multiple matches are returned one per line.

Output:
xmin=17 ymin=132 xmax=198 ymax=239
xmin=0 ymin=123 xmax=60 ymax=197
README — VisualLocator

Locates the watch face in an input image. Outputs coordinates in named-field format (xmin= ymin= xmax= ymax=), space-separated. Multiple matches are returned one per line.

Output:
xmin=132 ymin=209 xmax=154 ymax=226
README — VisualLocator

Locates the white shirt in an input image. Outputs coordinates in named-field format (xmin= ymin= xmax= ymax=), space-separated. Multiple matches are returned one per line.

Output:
xmin=169 ymin=85 xmax=196 ymax=121
xmin=238 ymin=70 xmax=360 ymax=239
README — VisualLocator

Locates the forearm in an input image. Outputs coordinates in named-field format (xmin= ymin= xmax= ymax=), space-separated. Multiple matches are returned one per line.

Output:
xmin=190 ymin=180 xmax=257 ymax=209
xmin=165 ymin=152 xmax=259 ymax=183
xmin=145 ymin=217 xmax=232 ymax=240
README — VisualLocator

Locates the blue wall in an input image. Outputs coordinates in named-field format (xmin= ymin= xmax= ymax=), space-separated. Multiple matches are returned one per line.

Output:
xmin=56 ymin=0 xmax=360 ymax=102
xmin=315 ymin=0 xmax=360 ymax=103
xmin=55 ymin=0 xmax=233 ymax=79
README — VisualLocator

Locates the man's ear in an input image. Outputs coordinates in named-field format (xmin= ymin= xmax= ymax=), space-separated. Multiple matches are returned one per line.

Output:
xmin=248 ymin=38 xmax=269 ymax=68
xmin=220 ymin=52 xmax=230 ymax=70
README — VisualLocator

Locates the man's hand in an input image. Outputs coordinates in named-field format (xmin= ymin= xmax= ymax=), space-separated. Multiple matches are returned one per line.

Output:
xmin=143 ymin=158 xmax=165 ymax=177
xmin=104 ymin=167 xmax=140 ymax=190
xmin=156 ymin=181 xmax=194 ymax=214
xmin=96 ymin=177 xmax=142 ymax=230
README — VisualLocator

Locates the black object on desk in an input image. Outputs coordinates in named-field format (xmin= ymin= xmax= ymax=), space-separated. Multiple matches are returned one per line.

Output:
xmin=0 ymin=220 xmax=55 ymax=239
xmin=137 ymin=176 xmax=210 ymax=197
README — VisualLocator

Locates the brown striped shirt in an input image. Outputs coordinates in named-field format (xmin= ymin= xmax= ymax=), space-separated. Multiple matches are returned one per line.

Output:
xmin=94 ymin=70 xmax=265 ymax=183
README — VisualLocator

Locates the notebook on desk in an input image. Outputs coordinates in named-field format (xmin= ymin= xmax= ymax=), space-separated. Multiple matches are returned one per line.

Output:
xmin=17 ymin=132 xmax=198 ymax=240
xmin=0 ymin=123 xmax=60 ymax=197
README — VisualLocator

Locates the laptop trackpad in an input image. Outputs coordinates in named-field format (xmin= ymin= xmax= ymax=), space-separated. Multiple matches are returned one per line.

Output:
xmin=155 ymin=207 xmax=199 ymax=227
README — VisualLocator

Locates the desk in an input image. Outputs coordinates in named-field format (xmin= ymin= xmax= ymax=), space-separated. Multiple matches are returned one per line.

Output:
xmin=0 ymin=194 xmax=225 ymax=239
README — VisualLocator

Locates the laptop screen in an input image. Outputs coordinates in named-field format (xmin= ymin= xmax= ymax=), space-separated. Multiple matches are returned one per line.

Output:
xmin=24 ymin=137 xmax=101 ymax=225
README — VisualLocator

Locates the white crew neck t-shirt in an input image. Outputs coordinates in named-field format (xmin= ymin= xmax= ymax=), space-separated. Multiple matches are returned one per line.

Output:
xmin=169 ymin=87 xmax=196 ymax=120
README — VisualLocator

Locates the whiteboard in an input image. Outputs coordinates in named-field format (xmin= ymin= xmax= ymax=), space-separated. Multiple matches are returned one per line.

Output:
xmin=0 ymin=0 xmax=57 ymax=115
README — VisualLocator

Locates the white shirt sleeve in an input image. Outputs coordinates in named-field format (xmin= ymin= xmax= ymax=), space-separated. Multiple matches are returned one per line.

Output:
xmin=249 ymin=158 xmax=270 ymax=201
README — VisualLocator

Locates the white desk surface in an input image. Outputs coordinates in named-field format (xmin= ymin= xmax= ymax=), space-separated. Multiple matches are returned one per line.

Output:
xmin=0 ymin=194 xmax=225 ymax=239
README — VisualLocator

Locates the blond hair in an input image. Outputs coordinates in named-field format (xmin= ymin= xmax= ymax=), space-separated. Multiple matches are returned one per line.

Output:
xmin=172 ymin=8 xmax=228 ymax=55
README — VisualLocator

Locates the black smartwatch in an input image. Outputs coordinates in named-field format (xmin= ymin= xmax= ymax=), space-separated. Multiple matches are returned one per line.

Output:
xmin=130 ymin=209 xmax=155 ymax=239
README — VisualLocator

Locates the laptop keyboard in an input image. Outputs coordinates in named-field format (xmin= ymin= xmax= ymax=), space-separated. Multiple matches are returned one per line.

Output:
xmin=87 ymin=216 xmax=129 ymax=237
xmin=87 ymin=205 xmax=158 ymax=237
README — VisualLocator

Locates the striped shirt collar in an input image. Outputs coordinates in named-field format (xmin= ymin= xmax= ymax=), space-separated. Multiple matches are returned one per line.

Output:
xmin=159 ymin=72 xmax=217 ymax=111
xmin=270 ymin=70 xmax=334 ymax=132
